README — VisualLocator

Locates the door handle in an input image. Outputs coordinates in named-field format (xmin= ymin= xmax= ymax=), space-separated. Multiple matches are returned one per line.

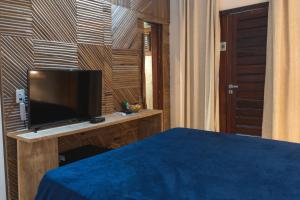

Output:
xmin=228 ymin=84 xmax=238 ymax=95
xmin=228 ymin=84 xmax=239 ymax=89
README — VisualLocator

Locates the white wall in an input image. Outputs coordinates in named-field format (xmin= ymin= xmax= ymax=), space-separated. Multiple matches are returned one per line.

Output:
xmin=220 ymin=0 xmax=269 ymax=11
xmin=0 ymin=104 xmax=7 ymax=200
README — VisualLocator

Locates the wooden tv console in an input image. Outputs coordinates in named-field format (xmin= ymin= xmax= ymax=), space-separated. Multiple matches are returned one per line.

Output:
xmin=7 ymin=109 xmax=163 ymax=200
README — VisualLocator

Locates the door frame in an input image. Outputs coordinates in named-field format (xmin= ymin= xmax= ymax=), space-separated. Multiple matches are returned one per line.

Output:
xmin=141 ymin=21 xmax=164 ymax=110
xmin=219 ymin=2 xmax=269 ymax=133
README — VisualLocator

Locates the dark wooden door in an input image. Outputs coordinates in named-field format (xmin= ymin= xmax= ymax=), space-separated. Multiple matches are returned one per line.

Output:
xmin=220 ymin=3 xmax=268 ymax=136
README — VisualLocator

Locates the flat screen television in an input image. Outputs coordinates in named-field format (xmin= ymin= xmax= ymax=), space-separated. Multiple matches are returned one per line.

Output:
xmin=28 ymin=69 xmax=102 ymax=128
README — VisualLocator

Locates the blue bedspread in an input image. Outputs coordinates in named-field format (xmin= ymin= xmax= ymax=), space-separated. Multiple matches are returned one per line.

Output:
xmin=36 ymin=128 xmax=300 ymax=200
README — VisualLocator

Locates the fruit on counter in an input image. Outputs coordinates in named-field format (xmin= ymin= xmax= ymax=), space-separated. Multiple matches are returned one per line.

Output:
xmin=122 ymin=101 xmax=141 ymax=113
xmin=128 ymin=104 xmax=141 ymax=112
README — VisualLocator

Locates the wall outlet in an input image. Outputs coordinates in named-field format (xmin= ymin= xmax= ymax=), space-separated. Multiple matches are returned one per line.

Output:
xmin=16 ymin=89 xmax=25 ymax=103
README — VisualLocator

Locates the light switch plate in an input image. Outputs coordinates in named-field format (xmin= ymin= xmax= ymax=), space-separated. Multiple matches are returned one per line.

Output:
xmin=16 ymin=89 xmax=25 ymax=103
xmin=221 ymin=42 xmax=227 ymax=51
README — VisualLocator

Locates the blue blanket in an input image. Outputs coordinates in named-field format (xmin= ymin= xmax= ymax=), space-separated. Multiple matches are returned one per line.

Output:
xmin=36 ymin=128 xmax=300 ymax=200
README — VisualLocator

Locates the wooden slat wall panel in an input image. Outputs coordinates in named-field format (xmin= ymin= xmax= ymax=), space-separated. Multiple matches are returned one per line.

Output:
xmin=113 ymin=50 xmax=141 ymax=89
xmin=111 ymin=4 xmax=143 ymax=111
xmin=113 ymin=65 xmax=140 ymax=88
xmin=3 ymin=98 xmax=26 ymax=200
xmin=33 ymin=40 xmax=78 ymax=69
xmin=2 ymin=98 xmax=26 ymax=133
xmin=113 ymin=88 xmax=141 ymax=111
xmin=77 ymin=0 xmax=103 ymax=45
xmin=32 ymin=0 xmax=77 ymax=43
xmin=1 ymin=36 xmax=33 ymax=97
xmin=110 ymin=0 xmax=170 ymax=22
xmin=0 ymin=0 xmax=32 ymax=37
xmin=112 ymin=49 xmax=141 ymax=110
xmin=0 ymin=36 xmax=33 ymax=132
xmin=78 ymin=44 xmax=114 ymax=114
xmin=0 ymin=0 xmax=170 ymax=131
xmin=112 ymin=5 xmax=141 ymax=49
xmin=112 ymin=49 xmax=140 ymax=66
xmin=102 ymin=92 xmax=114 ymax=114
xmin=0 ymin=37 xmax=32 ymax=200
xmin=111 ymin=1 xmax=170 ymax=128
xmin=0 ymin=0 xmax=170 ymax=198
xmin=130 ymin=0 xmax=170 ymax=21
xmin=78 ymin=44 xmax=112 ymax=84
xmin=5 ymin=137 xmax=17 ymax=200
xmin=110 ymin=0 xmax=131 ymax=8
xmin=130 ymin=0 xmax=151 ymax=13
xmin=103 ymin=1 xmax=113 ymax=46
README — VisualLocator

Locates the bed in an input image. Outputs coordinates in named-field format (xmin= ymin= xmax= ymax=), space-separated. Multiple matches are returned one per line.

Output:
xmin=35 ymin=128 xmax=300 ymax=200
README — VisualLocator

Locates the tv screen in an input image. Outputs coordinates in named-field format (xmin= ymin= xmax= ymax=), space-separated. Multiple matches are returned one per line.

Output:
xmin=28 ymin=69 xmax=102 ymax=128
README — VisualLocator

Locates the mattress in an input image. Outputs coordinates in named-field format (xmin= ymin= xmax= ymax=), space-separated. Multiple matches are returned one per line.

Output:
xmin=35 ymin=128 xmax=300 ymax=200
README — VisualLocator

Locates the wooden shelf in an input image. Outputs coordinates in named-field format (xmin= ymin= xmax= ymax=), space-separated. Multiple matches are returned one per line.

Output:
xmin=8 ymin=109 xmax=162 ymax=143
xmin=13 ymin=109 xmax=163 ymax=200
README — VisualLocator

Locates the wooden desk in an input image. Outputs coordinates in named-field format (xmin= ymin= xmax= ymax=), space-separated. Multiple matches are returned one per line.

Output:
xmin=7 ymin=110 xmax=163 ymax=200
